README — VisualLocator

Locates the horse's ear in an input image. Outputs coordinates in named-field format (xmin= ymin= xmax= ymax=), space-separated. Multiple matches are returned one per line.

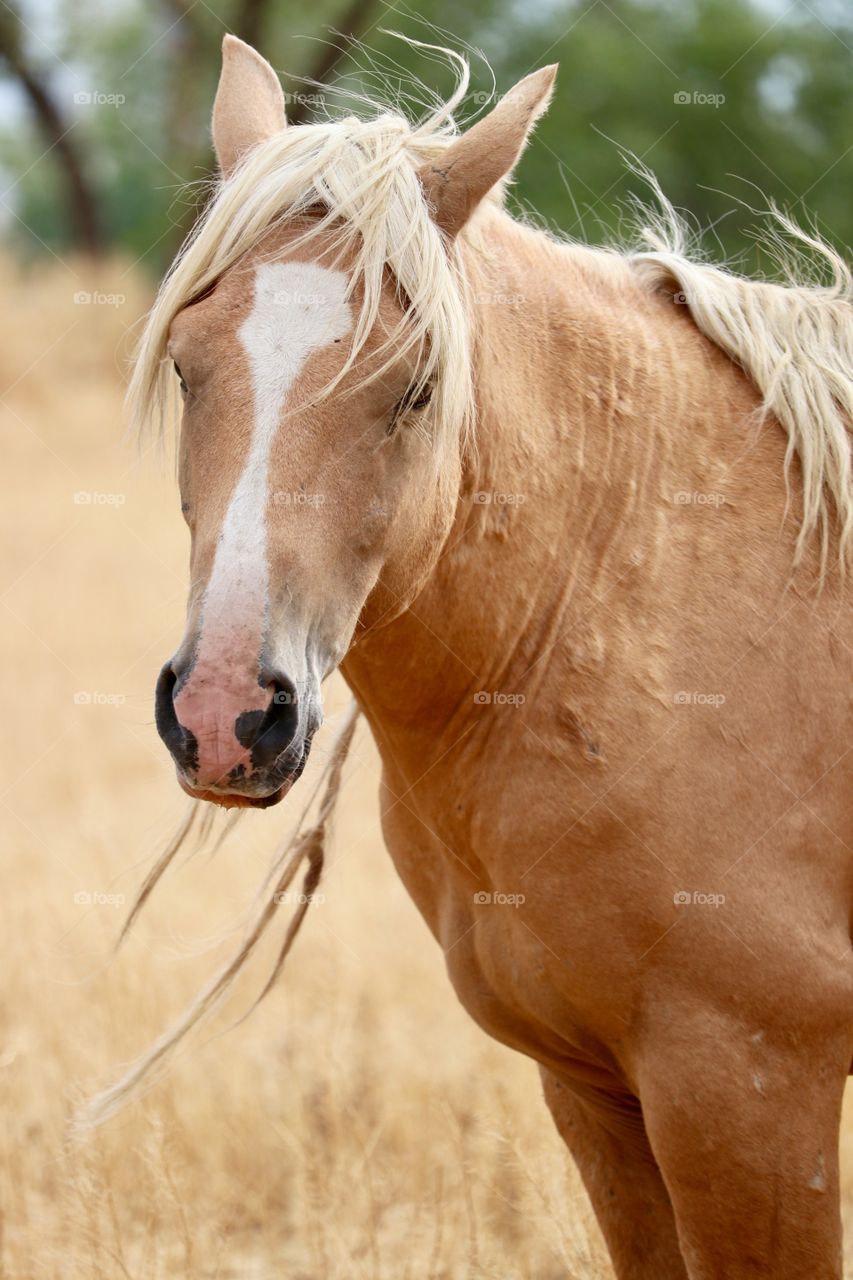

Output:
xmin=420 ymin=65 xmax=557 ymax=240
xmin=212 ymin=34 xmax=286 ymax=176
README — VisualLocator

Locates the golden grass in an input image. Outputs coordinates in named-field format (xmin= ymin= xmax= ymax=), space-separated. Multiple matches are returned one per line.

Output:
xmin=0 ymin=255 xmax=606 ymax=1278
xmin=1 ymin=254 xmax=852 ymax=1278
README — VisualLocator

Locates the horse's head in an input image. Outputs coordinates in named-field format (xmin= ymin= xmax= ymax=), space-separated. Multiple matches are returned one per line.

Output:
xmin=145 ymin=36 xmax=555 ymax=807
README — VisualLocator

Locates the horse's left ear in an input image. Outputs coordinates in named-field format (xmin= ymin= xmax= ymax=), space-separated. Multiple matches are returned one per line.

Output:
xmin=212 ymin=34 xmax=286 ymax=176
xmin=420 ymin=65 xmax=557 ymax=239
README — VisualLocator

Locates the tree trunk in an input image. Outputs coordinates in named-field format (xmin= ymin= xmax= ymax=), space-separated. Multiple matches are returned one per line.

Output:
xmin=0 ymin=8 xmax=102 ymax=256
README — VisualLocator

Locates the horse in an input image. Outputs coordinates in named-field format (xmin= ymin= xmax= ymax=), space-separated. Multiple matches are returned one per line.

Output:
xmin=104 ymin=34 xmax=853 ymax=1279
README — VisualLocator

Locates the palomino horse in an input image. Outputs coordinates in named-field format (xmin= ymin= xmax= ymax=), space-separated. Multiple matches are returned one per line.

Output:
xmin=112 ymin=35 xmax=853 ymax=1279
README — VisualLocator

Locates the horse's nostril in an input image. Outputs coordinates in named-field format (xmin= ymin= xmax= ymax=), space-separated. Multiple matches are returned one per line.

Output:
xmin=268 ymin=672 xmax=298 ymax=712
xmin=155 ymin=662 xmax=198 ymax=773
xmin=154 ymin=662 xmax=177 ymax=739
xmin=235 ymin=672 xmax=300 ymax=769
xmin=169 ymin=658 xmax=191 ymax=690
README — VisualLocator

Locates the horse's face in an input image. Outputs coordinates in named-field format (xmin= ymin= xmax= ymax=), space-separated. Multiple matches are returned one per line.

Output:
xmin=157 ymin=223 xmax=452 ymax=807
xmin=153 ymin=35 xmax=555 ymax=806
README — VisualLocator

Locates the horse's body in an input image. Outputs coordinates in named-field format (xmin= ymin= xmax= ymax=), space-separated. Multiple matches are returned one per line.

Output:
xmin=345 ymin=207 xmax=853 ymax=1276
xmin=110 ymin=35 xmax=853 ymax=1278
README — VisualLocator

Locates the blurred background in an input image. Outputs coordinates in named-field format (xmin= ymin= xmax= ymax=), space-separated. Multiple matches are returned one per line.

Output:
xmin=0 ymin=0 xmax=851 ymax=269
xmin=0 ymin=1 xmax=851 ymax=1277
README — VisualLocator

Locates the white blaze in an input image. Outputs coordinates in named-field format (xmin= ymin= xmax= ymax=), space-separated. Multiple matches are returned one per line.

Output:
xmin=196 ymin=262 xmax=352 ymax=661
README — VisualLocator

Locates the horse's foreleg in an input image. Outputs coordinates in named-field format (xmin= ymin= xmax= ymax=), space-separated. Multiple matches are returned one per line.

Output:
xmin=639 ymin=1018 xmax=849 ymax=1279
xmin=541 ymin=1067 xmax=689 ymax=1279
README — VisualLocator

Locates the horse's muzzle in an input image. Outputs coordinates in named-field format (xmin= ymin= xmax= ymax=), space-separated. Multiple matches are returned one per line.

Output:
xmin=155 ymin=661 xmax=315 ymax=807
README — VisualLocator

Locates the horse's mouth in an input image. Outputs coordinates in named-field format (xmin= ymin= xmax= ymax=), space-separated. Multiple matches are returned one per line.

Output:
xmin=174 ymin=738 xmax=313 ymax=809
xmin=177 ymin=776 xmax=290 ymax=809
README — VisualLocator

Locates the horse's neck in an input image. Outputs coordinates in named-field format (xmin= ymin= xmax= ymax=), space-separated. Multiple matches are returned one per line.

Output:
xmin=342 ymin=210 xmax=668 ymax=777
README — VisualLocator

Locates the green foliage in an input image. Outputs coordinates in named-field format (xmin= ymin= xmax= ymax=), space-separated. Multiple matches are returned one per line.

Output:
xmin=3 ymin=0 xmax=851 ymax=272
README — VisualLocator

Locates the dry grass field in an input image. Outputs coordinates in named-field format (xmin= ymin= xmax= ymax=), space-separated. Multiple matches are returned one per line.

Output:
xmin=2 ymin=254 xmax=853 ymax=1278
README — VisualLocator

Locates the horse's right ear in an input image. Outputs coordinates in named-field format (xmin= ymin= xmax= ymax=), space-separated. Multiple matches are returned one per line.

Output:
xmin=212 ymin=35 xmax=286 ymax=177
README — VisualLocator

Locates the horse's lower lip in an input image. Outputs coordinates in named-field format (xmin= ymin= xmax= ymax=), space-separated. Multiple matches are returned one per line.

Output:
xmin=173 ymin=738 xmax=313 ymax=809
xmin=176 ymin=775 xmax=290 ymax=809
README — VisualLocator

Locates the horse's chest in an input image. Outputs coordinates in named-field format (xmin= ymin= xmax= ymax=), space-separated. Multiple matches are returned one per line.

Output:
xmin=379 ymin=798 xmax=590 ymax=1060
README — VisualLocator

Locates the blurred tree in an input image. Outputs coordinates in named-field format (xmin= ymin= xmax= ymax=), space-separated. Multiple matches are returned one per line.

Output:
xmin=0 ymin=0 xmax=849 ymax=273
xmin=0 ymin=0 xmax=101 ymax=255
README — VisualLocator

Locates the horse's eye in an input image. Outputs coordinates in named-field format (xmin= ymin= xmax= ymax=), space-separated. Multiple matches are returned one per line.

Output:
xmin=407 ymin=383 xmax=433 ymax=412
xmin=389 ymin=381 xmax=433 ymax=433
xmin=173 ymin=361 xmax=188 ymax=395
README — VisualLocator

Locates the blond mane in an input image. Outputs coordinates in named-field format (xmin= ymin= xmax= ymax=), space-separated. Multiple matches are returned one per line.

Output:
xmin=627 ymin=169 xmax=853 ymax=575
